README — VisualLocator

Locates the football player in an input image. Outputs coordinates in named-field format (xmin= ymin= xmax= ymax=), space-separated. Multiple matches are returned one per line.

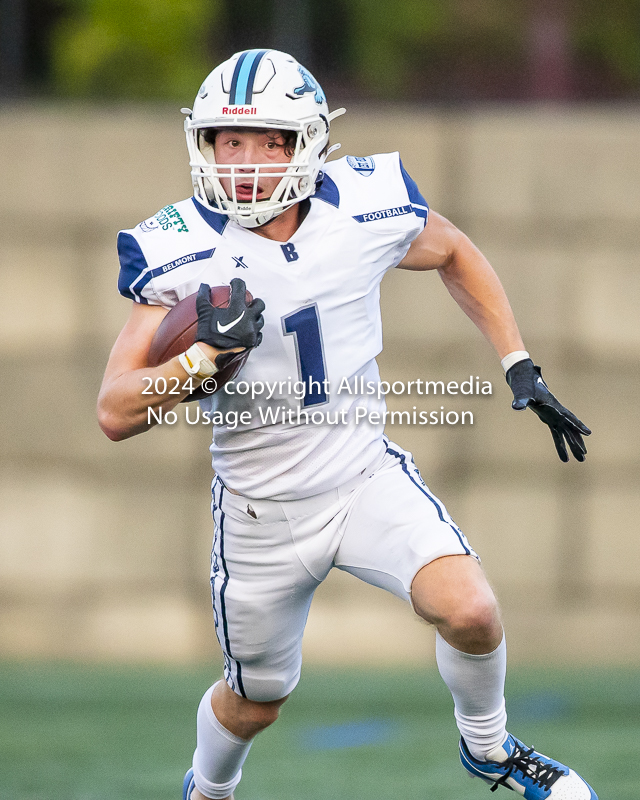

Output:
xmin=98 ymin=49 xmax=595 ymax=800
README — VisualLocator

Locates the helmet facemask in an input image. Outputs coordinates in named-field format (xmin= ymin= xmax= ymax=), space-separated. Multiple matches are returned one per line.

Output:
xmin=187 ymin=118 xmax=330 ymax=228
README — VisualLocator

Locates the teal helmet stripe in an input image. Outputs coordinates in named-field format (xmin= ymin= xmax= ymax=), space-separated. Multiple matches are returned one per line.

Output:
xmin=228 ymin=49 xmax=269 ymax=105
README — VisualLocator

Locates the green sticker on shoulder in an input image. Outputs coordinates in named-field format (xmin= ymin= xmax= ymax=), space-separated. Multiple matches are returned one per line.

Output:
xmin=153 ymin=205 xmax=189 ymax=233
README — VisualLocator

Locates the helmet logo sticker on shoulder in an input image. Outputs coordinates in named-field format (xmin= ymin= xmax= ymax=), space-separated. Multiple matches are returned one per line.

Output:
xmin=286 ymin=65 xmax=326 ymax=104
xmin=347 ymin=156 xmax=375 ymax=177
xmin=140 ymin=217 xmax=161 ymax=233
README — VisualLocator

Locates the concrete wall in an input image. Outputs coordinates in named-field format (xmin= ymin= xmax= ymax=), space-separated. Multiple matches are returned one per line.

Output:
xmin=1 ymin=104 xmax=638 ymax=665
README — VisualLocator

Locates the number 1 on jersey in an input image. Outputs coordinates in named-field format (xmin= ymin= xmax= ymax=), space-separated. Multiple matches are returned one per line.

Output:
xmin=282 ymin=304 xmax=328 ymax=407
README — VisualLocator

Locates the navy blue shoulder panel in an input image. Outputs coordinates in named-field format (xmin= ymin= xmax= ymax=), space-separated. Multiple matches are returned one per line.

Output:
xmin=313 ymin=172 xmax=340 ymax=208
xmin=191 ymin=196 xmax=229 ymax=234
xmin=399 ymin=159 xmax=429 ymax=222
xmin=117 ymin=232 xmax=149 ymax=303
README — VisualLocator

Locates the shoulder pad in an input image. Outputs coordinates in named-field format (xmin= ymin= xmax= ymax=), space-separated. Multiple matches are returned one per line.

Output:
xmin=320 ymin=153 xmax=428 ymax=229
xmin=135 ymin=199 xmax=194 ymax=238
xmin=117 ymin=198 xmax=219 ymax=305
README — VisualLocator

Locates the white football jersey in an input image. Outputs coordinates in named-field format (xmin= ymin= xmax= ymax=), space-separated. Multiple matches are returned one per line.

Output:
xmin=118 ymin=153 xmax=428 ymax=500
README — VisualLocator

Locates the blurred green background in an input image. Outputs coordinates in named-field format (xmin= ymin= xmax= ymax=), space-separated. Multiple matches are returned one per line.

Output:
xmin=3 ymin=0 xmax=640 ymax=101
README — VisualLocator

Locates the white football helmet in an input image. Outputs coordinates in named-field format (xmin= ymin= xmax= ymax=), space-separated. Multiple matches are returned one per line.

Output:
xmin=184 ymin=49 xmax=345 ymax=228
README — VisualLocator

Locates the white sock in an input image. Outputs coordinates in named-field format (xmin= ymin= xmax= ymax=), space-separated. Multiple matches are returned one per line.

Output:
xmin=435 ymin=631 xmax=508 ymax=760
xmin=192 ymin=683 xmax=253 ymax=799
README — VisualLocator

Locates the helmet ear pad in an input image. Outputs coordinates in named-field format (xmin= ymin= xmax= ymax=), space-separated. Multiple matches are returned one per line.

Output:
xmin=195 ymin=130 xmax=222 ymax=206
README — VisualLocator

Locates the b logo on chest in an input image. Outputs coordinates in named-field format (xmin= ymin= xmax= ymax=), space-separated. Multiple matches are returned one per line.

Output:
xmin=281 ymin=243 xmax=299 ymax=263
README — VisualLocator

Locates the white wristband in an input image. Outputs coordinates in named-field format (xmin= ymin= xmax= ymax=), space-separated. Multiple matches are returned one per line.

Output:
xmin=501 ymin=350 xmax=530 ymax=374
xmin=178 ymin=343 xmax=218 ymax=380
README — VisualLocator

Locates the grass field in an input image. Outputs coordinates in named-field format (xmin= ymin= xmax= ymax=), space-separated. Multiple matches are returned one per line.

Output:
xmin=0 ymin=661 xmax=636 ymax=799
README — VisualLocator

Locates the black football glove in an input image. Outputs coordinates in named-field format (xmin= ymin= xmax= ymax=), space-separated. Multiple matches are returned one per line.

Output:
xmin=196 ymin=279 xmax=265 ymax=359
xmin=506 ymin=358 xmax=591 ymax=463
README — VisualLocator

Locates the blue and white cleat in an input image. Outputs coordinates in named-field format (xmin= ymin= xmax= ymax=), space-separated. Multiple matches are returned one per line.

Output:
xmin=183 ymin=769 xmax=196 ymax=800
xmin=460 ymin=735 xmax=598 ymax=799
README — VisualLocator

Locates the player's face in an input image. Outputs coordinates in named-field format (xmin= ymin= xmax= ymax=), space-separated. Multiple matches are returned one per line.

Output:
xmin=213 ymin=129 xmax=293 ymax=203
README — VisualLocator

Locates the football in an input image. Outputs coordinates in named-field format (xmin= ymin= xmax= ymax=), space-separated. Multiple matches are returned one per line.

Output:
xmin=147 ymin=285 xmax=253 ymax=402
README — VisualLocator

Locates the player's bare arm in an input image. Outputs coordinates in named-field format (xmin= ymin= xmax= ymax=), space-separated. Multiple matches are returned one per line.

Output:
xmin=398 ymin=210 xmax=525 ymax=359
xmin=97 ymin=303 xmax=233 ymax=441
xmin=97 ymin=303 xmax=205 ymax=441
xmin=398 ymin=210 xmax=590 ymax=461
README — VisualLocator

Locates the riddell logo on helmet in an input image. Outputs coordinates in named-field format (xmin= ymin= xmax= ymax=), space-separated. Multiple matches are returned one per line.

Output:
xmin=222 ymin=107 xmax=258 ymax=115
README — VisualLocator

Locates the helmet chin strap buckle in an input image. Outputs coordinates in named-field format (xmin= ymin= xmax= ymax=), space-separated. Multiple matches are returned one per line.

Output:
xmin=233 ymin=210 xmax=277 ymax=229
